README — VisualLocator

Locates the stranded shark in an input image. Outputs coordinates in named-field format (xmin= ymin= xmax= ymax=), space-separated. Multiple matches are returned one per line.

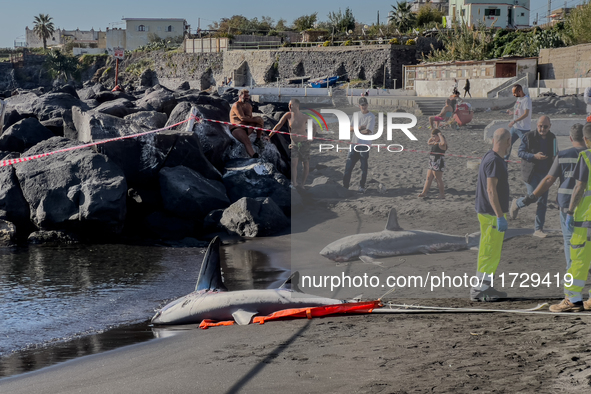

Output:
xmin=152 ymin=237 xmax=345 ymax=325
xmin=319 ymin=208 xmax=534 ymax=263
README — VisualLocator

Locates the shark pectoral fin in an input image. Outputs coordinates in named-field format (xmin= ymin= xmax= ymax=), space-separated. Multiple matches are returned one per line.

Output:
xmin=418 ymin=246 xmax=431 ymax=255
xmin=232 ymin=309 xmax=259 ymax=326
xmin=359 ymin=255 xmax=384 ymax=267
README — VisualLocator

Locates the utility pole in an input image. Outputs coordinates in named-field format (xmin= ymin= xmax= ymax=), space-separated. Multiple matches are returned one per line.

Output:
xmin=377 ymin=10 xmax=380 ymax=25
xmin=547 ymin=0 xmax=551 ymax=25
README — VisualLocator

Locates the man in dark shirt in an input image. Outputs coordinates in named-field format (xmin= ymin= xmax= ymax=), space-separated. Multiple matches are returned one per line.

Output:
xmin=471 ymin=128 xmax=512 ymax=302
xmin=516 ymin=115 xmax=557 ymax=238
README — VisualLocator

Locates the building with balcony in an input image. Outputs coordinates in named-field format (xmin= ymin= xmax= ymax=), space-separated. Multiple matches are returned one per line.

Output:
xmin=448 ymin=0 xmax=530 ymax=28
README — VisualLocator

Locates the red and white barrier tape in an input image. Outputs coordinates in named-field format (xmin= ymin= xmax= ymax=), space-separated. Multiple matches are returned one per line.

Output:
xmin=0 ymin=114 xmax=519 ymax=168
xmin=196 ymin=116 xmax=522 ymax=164
xmin=0 ymin=118 xmax=190 ymax=168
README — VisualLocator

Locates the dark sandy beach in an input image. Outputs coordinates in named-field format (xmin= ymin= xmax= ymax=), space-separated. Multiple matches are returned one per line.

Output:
xmin=2 ymin=109 xmax=591 ymax=393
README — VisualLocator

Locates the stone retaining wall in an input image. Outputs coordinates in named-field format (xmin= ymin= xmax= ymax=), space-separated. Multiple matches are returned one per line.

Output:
xmin=539 ymin=43 xmax=591 ymax=80
xmin=135 ymin=44 xmax=423 ymax=90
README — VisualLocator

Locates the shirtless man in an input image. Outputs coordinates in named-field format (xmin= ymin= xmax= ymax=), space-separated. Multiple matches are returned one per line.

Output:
xmin=270 ymin=99 xmax=311 ymax=188
xmin=229 ymin=89 xmax=265 ymax=158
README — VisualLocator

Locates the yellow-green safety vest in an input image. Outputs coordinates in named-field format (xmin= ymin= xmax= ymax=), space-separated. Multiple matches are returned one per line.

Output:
xmin=574 ymin=150 xmax=591 ymax=226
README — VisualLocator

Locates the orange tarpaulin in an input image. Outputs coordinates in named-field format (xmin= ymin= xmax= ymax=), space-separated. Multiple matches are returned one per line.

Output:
xmin=198 ymin=301 xmax=382 ymax=329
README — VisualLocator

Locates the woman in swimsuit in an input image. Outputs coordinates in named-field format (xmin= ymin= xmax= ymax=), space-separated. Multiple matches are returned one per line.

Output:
xmin=428 ymin=99 xmax=454 ymax=129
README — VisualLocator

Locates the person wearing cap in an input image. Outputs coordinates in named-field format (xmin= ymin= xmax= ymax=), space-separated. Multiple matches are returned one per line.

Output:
xmin=343 ymin=97 xmax=375 ymax=194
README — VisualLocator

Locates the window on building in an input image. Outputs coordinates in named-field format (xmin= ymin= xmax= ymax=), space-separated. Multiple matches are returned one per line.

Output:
xmin=138 ymin=25 xmax=146 ymax=32
xmin=461 ymin=9 xmax=465 ymax=16
xmin=484 ymin=9 xmax=501 ymax=16
xmin=521 ymin=13 xmax=525 ymax=16
xmin=166 ymin=25 xmax=173 ymax=32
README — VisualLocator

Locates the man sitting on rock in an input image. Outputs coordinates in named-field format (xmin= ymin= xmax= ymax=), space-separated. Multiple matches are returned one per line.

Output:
xmin=229 ymin=89 xmax=266 ymax=158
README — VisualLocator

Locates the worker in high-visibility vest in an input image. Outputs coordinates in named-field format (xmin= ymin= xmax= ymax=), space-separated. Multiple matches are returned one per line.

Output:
xmin=551 ymin=123 xmax=591 ymax=312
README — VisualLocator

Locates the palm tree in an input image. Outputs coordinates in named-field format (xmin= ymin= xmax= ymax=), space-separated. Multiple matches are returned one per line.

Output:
xmin=389 ymin=2 xmax=416 ymax=33
xmin=33 ymin=14 xmax=55 ymax=50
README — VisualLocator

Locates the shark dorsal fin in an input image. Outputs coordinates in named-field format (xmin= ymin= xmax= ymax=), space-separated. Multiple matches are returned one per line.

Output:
xmin=278 ymin=271 xmax=302 ymax=292
xmin=195 ymin=236 xmax=228 ymax=292
xmin=385 ymin=208 xmax=403 ymax=231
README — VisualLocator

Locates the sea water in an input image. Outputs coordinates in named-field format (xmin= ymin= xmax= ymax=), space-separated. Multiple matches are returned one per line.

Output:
xmin=0 ymin=238 xmax=288 ymax=378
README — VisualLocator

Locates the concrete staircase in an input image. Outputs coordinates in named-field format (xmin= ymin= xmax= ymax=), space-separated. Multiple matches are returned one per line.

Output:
xmin=415 ymin=99 xmax=445 ymax=115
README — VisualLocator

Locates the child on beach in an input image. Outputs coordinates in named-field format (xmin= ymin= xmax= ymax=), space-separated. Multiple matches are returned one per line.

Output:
xmin=418 ymin=128 xmax=447 ymax=199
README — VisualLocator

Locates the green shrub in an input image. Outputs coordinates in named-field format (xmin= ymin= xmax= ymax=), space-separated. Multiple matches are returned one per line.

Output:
xmin=405 ymin=39 xmax=416 ymax=45
xmin=79 ymin=53 xmax=109 ymax=68
xmin=389 ymin=37 xmax=400 ymax=45
xmin=125 ymin=59 xmax=154 ymax=77
xmin=323 ymin=40 xmax=331 ymax=47
xmin=343 ymin=40 xmax=353 ymax=46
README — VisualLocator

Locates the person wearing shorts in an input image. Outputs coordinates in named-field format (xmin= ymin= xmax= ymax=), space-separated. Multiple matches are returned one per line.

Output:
xmin=270 ymin=99 xmax=312 ymax=188
xmin=418 ymin=128 xmax=447 ymax=199
xmin=429 ymin=99 xmax=454 ymax=129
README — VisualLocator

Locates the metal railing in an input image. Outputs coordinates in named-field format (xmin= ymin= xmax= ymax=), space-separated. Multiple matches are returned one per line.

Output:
xmin=494 ymin=74 xmax=529 ymax=98
xmin=226 ymin=38 xmax=398 ymax=51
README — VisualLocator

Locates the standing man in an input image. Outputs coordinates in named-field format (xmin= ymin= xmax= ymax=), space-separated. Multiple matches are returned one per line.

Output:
xmin=471 ymin=128 xmax=512 ymax=302
xmin=270 ymin=99 xmax=311 ymax=188
xmin=550 ymin=123 xmax=591 ymax=312
xmin=584 ymin=84 xmax=591 ymax=120
xmin=505 ymin=84 xmax=532 ymax=160
xmin=229 ymin=89 xmax=265 ymax=158
xmin=510 ymin=124 xmax=586 ymax=271
xmin=516 ymin=115 xmax=558 ymax=238
xmin=342 ymin=97 xmax=376 ymax=193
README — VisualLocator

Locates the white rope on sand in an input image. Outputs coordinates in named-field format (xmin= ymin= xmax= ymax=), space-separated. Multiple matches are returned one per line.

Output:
xmin=371 ymin=302 xmax=591 ymax=316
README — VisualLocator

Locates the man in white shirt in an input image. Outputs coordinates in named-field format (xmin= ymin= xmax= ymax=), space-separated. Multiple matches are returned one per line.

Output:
xmin=584 ymin=85 xmax=591 ymax=118
xmin=504 ymin=84 xmax=532 ymax=160
xmin=342 ymin=97 xmax=376 ymax=193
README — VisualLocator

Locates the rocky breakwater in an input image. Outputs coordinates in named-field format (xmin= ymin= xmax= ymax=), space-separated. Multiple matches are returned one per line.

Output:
xmin=0 ymin=83 xmax=297 ymax=246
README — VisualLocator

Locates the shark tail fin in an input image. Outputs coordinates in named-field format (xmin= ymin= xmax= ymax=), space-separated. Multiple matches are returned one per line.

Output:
xmin=385 ymin=208 xmax=403 ymax=231
xmin=279 ymin=271 xmax=302 ymax=292
xmin=195 ymin=236 xmax=228 ymax=292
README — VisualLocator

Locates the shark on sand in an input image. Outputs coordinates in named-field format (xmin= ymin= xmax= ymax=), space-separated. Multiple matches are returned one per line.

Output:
xmin=152 ymin=237 xmax=346 ymax=325
xmin=319 ymin=208 xmax=534 ymax=263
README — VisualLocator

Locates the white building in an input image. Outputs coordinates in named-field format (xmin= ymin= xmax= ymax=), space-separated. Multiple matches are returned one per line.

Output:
xmin=448 ymin=0 xmax=530 ymax=28
xmin=122 ymin=18 xmax=188 ymax=50
xmin=411 ymin=0 xmax=449 ymax=14
xmin=25 ymin=27 xmax=105 ymax=49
